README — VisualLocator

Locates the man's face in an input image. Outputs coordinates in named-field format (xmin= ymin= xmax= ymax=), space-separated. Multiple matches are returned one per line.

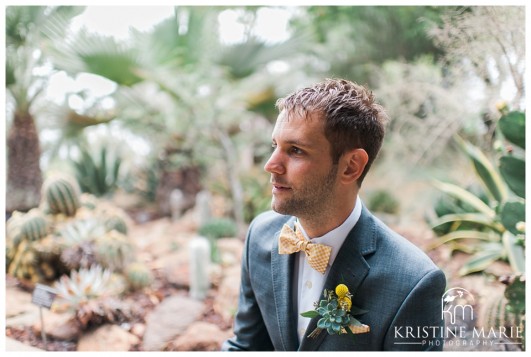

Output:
xmin=264 ymin=110 xmax=339 ymax=220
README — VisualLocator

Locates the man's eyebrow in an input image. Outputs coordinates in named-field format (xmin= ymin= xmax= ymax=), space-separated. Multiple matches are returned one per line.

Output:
xmin=284 ymin=139 xmax=314 ymax=148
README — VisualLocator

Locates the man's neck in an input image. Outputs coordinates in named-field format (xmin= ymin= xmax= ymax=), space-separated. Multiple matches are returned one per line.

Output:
xmin=298 ymin=199 xmax=356 ymax=239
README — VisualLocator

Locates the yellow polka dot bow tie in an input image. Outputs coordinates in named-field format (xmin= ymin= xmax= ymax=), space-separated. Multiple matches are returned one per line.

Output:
xmin=278 ymin=224 xmax=332 ymax=274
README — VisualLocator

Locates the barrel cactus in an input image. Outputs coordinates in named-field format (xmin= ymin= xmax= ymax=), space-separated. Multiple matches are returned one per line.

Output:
xmin=94 ymin=230 xmax=134 ymax=272
xmin=8 ymin=240 xmax=39 ymax=283
xmin=125 ymin=262 xmax=152 ymax=291
xmin=43 ymin=174 xmax=81 ymax=217
xmin=104 ymin=215 xmax=128 ymax=235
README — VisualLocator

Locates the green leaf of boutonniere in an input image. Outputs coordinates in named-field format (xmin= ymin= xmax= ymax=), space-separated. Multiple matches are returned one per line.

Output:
xmin=300 ymin=310 xmax=320 ymax=318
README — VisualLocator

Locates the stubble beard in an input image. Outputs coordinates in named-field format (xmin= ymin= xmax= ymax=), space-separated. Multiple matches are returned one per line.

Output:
xmin=271 ymin=164 xmax=339 ymax=220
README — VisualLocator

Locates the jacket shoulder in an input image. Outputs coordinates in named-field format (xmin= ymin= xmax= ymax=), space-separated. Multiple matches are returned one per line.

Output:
xmin=248 ymin=210 xmax=291 ymax=236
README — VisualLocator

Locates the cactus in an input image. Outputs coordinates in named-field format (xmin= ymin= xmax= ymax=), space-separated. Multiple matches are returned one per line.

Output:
xmin=7 ymin=210 xmax=48 ymax=245
xmin=104 ymin=215 xmax=128 ymax=235
xmin=43 ymin=175 xmax=81 ymax=216
xmin=8 ymin=240 xmax=39 ymax=283
xmin=59 ymin=218 xmax=105 ymax=244
xmin=6 ymin=172 xmax=140 ymax=291
xmin=94 ymin=230 xmax=134 ymax=272
xmin=484 ymin=275 xmax=525 ymax=348
xmin=189 ymin=236 xmax=211 ymax=300
xmin=125 ymin=262 xmax=152 ymax=290
xmin=19 ymin=211 xmax=49 ymax=242
xmin=79 ymin=193 xmax=99 ymax=210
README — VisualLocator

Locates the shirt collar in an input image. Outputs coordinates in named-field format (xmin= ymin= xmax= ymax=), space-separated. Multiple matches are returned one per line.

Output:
xmin=296 ymin=195 xmax=362 ymax=264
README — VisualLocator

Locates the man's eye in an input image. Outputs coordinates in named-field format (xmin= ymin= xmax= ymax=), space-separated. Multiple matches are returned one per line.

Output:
xmin=271 ymin=143 xmax=277 ymax=151
xmin=290 ymin=147 xmax=303 ymax=155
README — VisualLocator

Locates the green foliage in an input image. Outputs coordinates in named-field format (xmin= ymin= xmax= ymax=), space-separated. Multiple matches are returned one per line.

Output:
xmin=430 ymin=110 xmax=526 ymax=276
xmin=43 ymin=174 xmax=81 ymax=216
xmin=499 ymin=111 xmax=525 ymax=149
xmin=242 ymin=172 xmax=271 ymax=223
xmin=499 ymin=156 xmax=525 ymax=199
xmin=366 ymin=190 xmax=400 ymax=215
xmin=291 ymin=6 xmax=446 ymax=82
xmin=71 ymin=145 xmax=122 ymax=197
xmin=198 ymin=217 xmax=237 ymax=263
xmin=198 ymin=218 xmax=238 ymax=240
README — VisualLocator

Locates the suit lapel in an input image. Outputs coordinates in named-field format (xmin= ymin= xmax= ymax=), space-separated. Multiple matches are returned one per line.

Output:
xmin=271 ymin=217 xmax=299 ymax=351
xmin=299 ymin=206 xmax=376 ymax=351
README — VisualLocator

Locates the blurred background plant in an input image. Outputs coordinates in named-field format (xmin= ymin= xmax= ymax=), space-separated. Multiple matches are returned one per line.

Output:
xmin=428 ymin=108 xmax=525 ymax=344
xmin=4 ymin=4 xmax=526 ymax=351
xmin=429 ymin=109 xmax=525 ymax=276
xmin=198 ymin=217 xmax=238 ymax=263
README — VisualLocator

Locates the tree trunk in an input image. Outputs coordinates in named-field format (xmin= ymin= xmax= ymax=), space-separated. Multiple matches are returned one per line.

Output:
xmin=6 ymin=110 xmax=43 ymax=213
xmin=217 ymin=129 xmax=246 ymax=238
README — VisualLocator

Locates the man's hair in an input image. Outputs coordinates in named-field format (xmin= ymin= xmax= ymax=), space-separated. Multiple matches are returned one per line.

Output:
xmin=276 ymin=78 xmax=388 ymax=185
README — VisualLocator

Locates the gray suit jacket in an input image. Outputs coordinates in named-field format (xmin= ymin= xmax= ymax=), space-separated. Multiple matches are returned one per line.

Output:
xmin=222 ymin=204 xmax=446 ymax=351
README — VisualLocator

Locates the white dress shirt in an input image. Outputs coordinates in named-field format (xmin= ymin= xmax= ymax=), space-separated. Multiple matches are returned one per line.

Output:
xmin=293 ymin=196 xmax=362 ymax=343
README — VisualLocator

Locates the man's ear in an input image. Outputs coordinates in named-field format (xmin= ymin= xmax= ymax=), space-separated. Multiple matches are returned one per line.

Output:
xmin=340 ymin=148 xmax=368 ymax=185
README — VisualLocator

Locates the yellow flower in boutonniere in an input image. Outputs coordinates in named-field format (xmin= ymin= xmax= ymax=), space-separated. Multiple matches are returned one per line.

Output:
xmin=301 ymin=283 xmax=370 ymax=339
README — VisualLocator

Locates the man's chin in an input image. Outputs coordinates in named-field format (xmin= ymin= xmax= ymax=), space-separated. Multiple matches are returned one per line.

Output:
xmin=271 ymin=201 xmax=295 ymax=216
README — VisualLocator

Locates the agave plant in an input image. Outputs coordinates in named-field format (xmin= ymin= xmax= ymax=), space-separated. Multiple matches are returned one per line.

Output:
xmin=71 ymin=144 xmax=122 ymax=197
xmin=429 ymin=110 xmax=525 ymax=276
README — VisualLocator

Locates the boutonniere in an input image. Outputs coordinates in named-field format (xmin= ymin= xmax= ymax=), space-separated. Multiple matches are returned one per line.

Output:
xmin=300 ymin=284 xmax=369 ymax=339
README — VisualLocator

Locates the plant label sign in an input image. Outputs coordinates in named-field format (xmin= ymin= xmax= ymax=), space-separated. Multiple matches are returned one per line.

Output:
xmin=31 ymin=284 xmax=57 ymax=309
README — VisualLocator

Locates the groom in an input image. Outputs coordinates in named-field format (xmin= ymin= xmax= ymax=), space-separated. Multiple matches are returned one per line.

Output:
xmin=222 ymin=79 xmax=445 ymax=351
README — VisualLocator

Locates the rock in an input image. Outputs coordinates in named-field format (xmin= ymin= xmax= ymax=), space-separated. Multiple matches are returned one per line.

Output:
xmin=213 ymin=265 xmax=241 ymax=323
xmin=153 ymin=250 xmax=190 ymax=288
xmin=33 ymin=312 xmax=80 ymax=341
xmin=171 ymin=321 xmax=232 ymax=351
xmin=77 ymin=324 xmax=139 ymax=351
xmin=142 ymin=295 xmax=204 ymax=351
xmin=5 ymin=337 xmax=44 ymax=351
xmin=217 ymin=238 xmax=243 ymax=267
xmin=5 ymin=286 xmax=33 ymax=318
xmin=5 ymin=285 xmax=46 ymax=329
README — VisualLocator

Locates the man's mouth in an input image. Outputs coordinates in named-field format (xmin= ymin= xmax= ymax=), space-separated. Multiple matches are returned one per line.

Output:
xmin=271 ymin=182 xmax=291 ymax=192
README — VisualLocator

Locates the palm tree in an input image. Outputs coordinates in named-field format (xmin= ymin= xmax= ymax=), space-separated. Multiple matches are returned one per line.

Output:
xmin=5 ymin=6 xmax=85 ymax=213
xmin=43 ymin=6 xmax=306 ymax=232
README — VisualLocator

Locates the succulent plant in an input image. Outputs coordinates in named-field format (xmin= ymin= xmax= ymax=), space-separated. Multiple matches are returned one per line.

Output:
xmin=53 ymin=265 xmax=122 ymax=308
xmin=103 ymin=215 xmax=128 ymax=235
xmin=8 ymin=240 xmax=38 ymax=282
xmin=19 ymin=210 xmax=49 ymax=242
xmin=6 ymin=209 xmax=49 ymax=247
xmin=315 ymin=299 xmax=352 ymax=335
xmin=125 ymin=262 xmax=153 ymax=290
xmin=79 ymin=193 xmax=99 ymax=210
xmin=42 ymin=174 xmax=81 ymax=217
xmin=60 ymin=241 xmax=98 ymax=271
xmin=94 ymin=230 xmax=134 ymax=272
xmin=59 ymin=218 xmax=106 ymax=245
xmin=53 ymin=265 xmax=128 ymax=329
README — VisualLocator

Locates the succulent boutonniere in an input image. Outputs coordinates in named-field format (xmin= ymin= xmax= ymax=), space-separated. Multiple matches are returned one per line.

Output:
xmin=300 ymin=284 xmax=369 ymax=339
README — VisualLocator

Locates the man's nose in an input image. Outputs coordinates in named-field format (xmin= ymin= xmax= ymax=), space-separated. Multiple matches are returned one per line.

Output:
xmin=264 ymin=149 xmax=285 ymax=175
